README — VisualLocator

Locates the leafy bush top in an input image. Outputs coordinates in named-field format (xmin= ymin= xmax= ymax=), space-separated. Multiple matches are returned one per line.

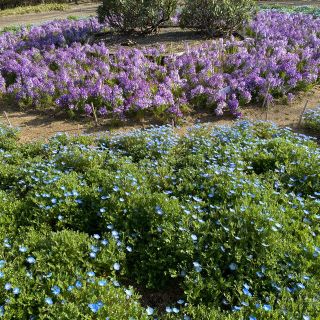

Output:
xmin=179 ymin=0 xmax=255 ymax=36
xmin=97 ymin=0 xmax=178 ymax=35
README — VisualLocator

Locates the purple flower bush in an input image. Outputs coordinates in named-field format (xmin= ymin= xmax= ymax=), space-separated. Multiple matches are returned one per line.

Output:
xmin=0 ymin=18 xmax=102 ymax=53
xmin=0 ymin=11 xmax=320 ymax=120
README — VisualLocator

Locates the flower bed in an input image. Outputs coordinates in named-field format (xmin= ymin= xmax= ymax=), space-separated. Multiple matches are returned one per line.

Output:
xmin=0 ymin=11 xmax=320 ymax=121
xmin=0 ymin=121 xmax=319 ymax=318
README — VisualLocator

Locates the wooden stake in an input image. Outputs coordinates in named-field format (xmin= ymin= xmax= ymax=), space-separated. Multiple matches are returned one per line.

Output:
xmin=261 ymin=82 xmax=271 ymax=121
xmin=91 ymin=103 xmax=98 ymax=127
xmin=3 ymin=111 xmax=12 ymax=127
xmin=298 ymin=100 xmax=309 ymax=129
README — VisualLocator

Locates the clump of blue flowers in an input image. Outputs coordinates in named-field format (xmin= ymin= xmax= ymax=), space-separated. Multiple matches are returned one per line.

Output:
xmin=0 ymin=121 xmax=319 ymax=319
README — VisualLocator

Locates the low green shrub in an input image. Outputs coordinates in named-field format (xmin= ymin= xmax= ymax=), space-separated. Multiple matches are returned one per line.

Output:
xmin=179 ymin=0 xmax=255 ymax=36
xmin=97 ymin=0 xmax=178 ymax=35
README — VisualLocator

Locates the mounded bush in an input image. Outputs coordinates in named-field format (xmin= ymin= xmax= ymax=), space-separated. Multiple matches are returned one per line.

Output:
xmin=179 ymin=0 xmax=255 ymax=36
xmin=97 ymin=0 xmax=178 ymax=35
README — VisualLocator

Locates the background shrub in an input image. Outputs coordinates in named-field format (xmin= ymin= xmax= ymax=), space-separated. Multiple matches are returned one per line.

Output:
xmin=179 ymin=0 xmax=255 ymax=36
xmin=97 ymin=0 xmax=178 ymax=35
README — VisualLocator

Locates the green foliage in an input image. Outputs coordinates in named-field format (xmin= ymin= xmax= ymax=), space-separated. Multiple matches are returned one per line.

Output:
xmin=97 ymin=0 xmax=178 ymax=35
xmin=0 ymin=121 xmax=319 ymax=318
xmin=259 ymin=4 xmax=320 ymax=17
xmin=179 ymin=0 xmax=255 ymax=36
xmin=303 ymin=107 xmax=320 ymax=132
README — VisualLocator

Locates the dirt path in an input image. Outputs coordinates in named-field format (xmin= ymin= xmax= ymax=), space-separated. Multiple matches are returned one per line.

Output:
xmin=0 ymin=86 xmax=319 ymax=142
xmin=0 ymin=3 xmax=98 ymax=28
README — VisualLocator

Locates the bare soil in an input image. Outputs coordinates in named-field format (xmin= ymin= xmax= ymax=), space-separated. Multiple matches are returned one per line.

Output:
xmin=96 ymin=27 xmax=210 ymax=54
xmin=0 ymin=85 xmax=319 ymax=143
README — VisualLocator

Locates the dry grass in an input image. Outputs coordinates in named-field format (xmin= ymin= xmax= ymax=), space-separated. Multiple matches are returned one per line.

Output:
xmin=0 ymin=3 xmax=70 ymax=17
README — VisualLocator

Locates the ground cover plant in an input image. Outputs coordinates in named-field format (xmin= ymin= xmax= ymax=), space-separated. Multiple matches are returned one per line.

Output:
xmin=260 ymin=4 xmax=320 ymax=17
xmin=303 ymin=107 xmax=320 ymax=132
xmin=1 ymin=9 xmax=320 ymax=121
xmin=0 ymin=120 xmax=319 ymax=319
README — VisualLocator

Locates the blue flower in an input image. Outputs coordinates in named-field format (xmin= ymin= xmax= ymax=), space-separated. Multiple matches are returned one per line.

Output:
xmin=146 ymin=307 xmax=154 ymax=316
xmin=243 ymin=287 xmax=252 ymax=297
xmin=19 ymin=246 xmax=28 ymax=253
xmin=191 ymin=234 xmax=197 ymax=241
xmin=263 ymin=304 xmax=272 ymax=311
xmin=125 ymin=289 xmax=133 ymax=297
xmin=0 ymin=306 xmax=4 ymax=316
xmin=193 ymin=262 xmax=202 ymax=273
xmin=45 ymin=297 xmax=53 ymax=305
xmin=13 ymin=287 xmax=20 ymax=295
xmin=51 ymin=286 xmax=61 ymax=295
xmin=88 ymin=301 xmax=104 ymax=313
xmin=155 ymin=206 xmax=163 ymax=215
xmin=113 ymin=262 xmax=120 ymax=271
xmin=101 ymin=239 xmax=108 ymax=246
xmin=232 ymin=306 xmax=241 ymax=311
xmin=87 ymin=271 xmax=95 ymax=277
xmin=4 ymin=283 xmax=11 ymax=290
xmin=229 ymin=263 xmax=238 ymax=271
xmin=112 ymin=280 xmax=120 ymax=287
xmin=165 ymin=306 xmax=172 ymax=313
xmin=172 ymin=307 xmax=179 ymax=313
xmin=303 ymin=315 xmax=310 ymax=320
xmin=249 ymin=316 xmax=257 ymax=320
xmin=26 ymin=256 xmax=36 ymax=264
xmin=0 ymin=272 xmax=3 ymax=278
xmin=98 ymin=280 xmax=107 ymax=287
